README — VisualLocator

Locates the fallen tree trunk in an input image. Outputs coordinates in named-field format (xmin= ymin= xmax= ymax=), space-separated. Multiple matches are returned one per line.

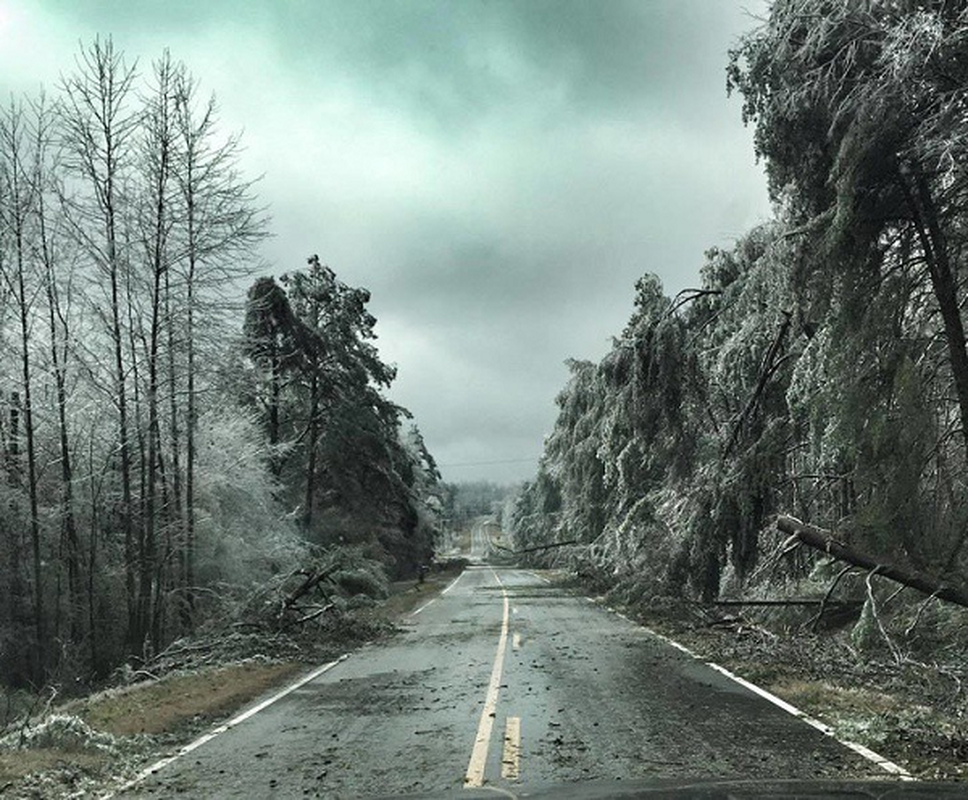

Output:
xmin=711 ymin=599 xmax=858 ymax=607
xmin=490 ymin=540 xmax=579 ymax=555
xmin=776 ymin=515 xmax=968 ymax=609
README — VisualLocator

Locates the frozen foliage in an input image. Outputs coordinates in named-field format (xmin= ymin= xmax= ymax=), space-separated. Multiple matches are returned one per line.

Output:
xmin=194 ymin=406 xmax=308 ymax=588
xmin=242 ymin=263 xmax=443 ymax=579
xmin=512 ymin=212 xmax=968 ymax=605
xmin=0 ymin=38 xmax=442 ymax=690
xmin=331 ymin=565 xmax=390 ymax=601
xmin=510 ymin=1 xmax=968 ymax=613
xmin=0 ymin=714 xmax=119 ymax=754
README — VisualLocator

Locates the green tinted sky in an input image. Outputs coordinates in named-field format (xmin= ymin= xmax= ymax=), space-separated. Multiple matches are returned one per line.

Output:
xmin=1 ymin=0 xmax=771 ymax=482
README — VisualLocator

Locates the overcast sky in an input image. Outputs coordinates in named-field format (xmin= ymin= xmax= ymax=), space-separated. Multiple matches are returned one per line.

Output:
xmin=1 ymin=0 xmax=771 ymax=484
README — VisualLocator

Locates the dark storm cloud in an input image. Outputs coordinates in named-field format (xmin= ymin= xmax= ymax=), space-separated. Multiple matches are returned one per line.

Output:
xmin=46 ymin=1 xmax=755 ymax=128
xmin=4 ymin=1 xmax=771 ymax=483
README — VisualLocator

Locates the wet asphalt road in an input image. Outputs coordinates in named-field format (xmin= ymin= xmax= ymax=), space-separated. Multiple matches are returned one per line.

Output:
xmin=115 ymin=563 xmax=895 ymax=799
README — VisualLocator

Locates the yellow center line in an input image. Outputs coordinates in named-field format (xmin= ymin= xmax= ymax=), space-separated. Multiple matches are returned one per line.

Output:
xmin=501 ymin=716 xmax=521 ymax=780
xmin=464 ymin=570 xmax=510 ymax=788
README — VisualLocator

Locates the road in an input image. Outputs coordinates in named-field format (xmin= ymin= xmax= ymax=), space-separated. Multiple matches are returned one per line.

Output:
xmin=117 ymin=566 xmax=903 ymax=799
xmin=468 ymin=517 xmax=496 ymax=562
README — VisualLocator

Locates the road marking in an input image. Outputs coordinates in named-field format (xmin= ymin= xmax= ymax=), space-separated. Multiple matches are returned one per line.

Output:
xmin=464 ymin=570 xmax=510 ymax=788
xmin=412 ymin=570 xmax=467 ymax=616
xmin=441 ymin=571 xmax=464 ymax=595
xmin=501 ymin=716 xmax=521 ymax=780
xmin=512 ymin=632 xmax=521 ymax=650
xmin=704 ymin=663 xmax=914 ymax=780
xmin=100 ymin=654 xmax=350 ymax=798
xmin=411 ymin=596 xmax=438 ymax=615
xmin=602 ymin=605 xmax=915 ymax=781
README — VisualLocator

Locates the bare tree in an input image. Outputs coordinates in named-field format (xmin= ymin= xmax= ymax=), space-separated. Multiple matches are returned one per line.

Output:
xmin=134 ymin=49 xmax=178 ymax=652
xmin=60 ymin=37 xmax=140 ymax=649
xmin=173 ymin=71 xmax=268 ymax=624
xmin=0 ymin=99 xmax=46 ymax=679
xmin=30 ymin=91 xmax=83 ymax=647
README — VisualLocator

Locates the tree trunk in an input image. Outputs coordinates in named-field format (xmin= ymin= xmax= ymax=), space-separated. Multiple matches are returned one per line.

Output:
xmin=269 ymin=348 xmax=282 ymax=475
xmin=5 ymin=391 xmax=30 ymax=686
xmin=303 ymin=372 xmax=320 ymax=531
xmin=165 ymin=263 xmax=185 ymax=629
xmin=127 ymin=266 xmax=146 ymax=650
xmin=899 ymin=165 xmax=968 ymax=464
xmin=16 ymin=206 xmax=45 ymax=679
xmin=5 ymin=106 xmax=46 ymax=679
xmin=776 ymin=515 xmax=968 ymax=608
xmin=184 ymin=241 xmax=197 ymax=627
xmin=62 ymin=36 xmax=138 ymax=655
xmin=140 ymin=52 xmax=176 ymax=655
xmin=37 ymin=148 xmax=81 ymax=645
xmin=86 ymin=435 xmax=103 ymax=676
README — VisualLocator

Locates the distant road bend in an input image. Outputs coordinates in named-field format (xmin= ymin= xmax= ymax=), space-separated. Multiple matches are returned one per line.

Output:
xmin=468 ymin=517 xmax=497 ymax=562
xmin=117 ymin=535 xmax=935 ymax=798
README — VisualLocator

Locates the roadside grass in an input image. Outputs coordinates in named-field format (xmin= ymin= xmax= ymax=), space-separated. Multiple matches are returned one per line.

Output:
xmin=769 ymin=677 xmax=968 ymax=780
xmin=0 ymin=749 xmax=110 ymax=787
xmin=766 ymin=677 xmax=906 ymax=719
xmin=0 ymin=662 xmax=309 ymax=796
xmin=70 ymin=661 xmax=305 ymax=736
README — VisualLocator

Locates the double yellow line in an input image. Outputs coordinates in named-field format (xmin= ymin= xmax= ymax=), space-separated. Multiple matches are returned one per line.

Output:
xmin=463 ymin=570 xmax=520 ymax=788
xmin=501 ymin=716 xmax=521 ymax=780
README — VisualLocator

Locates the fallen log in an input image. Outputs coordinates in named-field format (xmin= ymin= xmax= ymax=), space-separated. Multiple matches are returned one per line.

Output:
xmin=776 ymin=515 xmax=968 ymax=609
xmin=283 ymin=562 xmax=341 ymax=610
xmin=490 ymin=540 xmax=579 ymax=555
xmin=711 ymin=599 xmax=857 ymax=607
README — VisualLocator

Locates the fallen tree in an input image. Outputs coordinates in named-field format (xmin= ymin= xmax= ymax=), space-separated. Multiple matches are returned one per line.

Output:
xmin=490 ymin=539 xmax=579 ymax=556
xmin=776 ymin=515 xmax=968 ymax=609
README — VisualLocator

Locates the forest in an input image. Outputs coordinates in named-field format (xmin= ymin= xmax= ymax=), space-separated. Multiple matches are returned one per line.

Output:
xmin=0 ymin=39 xmax=442 ymax=689
xmin=510 ymin=0 xmax=968 ymax=648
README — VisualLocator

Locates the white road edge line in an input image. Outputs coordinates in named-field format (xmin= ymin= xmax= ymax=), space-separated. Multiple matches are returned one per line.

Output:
xmin=464 ymin=569 xmax=510 ymax=788
xmin=413 ymin=570 xmax=466 ymax=616
xmin=441 ymin=570 xmax=465 ymax=595
xmin=99 ymin=654 xmax=350 ymax=799
xmin=411 ymin=596 xmax=438 ymax=615
xmin=704 ymin=662 xmax=913 ymax=780
xmin=602 ymin=604 xmax=915 ymax=782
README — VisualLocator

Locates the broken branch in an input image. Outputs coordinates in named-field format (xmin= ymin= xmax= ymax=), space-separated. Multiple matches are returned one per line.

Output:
xmin=865 ymin=568 xmax=903 ymax=664
xmin=808 ymin=563 xmax=856 ymax=631
xmin=294 ymin=602 xmax=336 ymax=625
xmin=723 ymin=312 xmax=792 ymax=460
